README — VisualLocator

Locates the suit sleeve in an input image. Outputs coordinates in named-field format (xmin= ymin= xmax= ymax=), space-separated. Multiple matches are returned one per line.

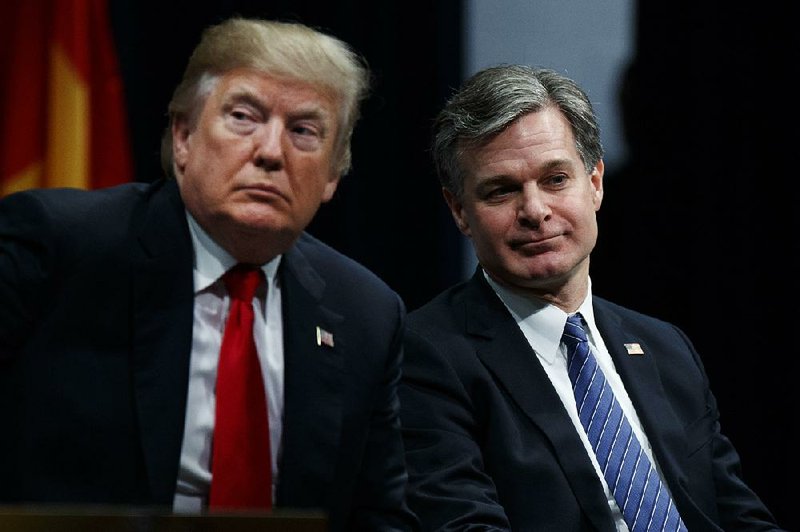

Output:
xmin=708 ymin=406 xmax=785 ymax=530
xmin=0 ymin=192 xmax=56 ymax=358
xmin=671 ymin=325 xmax=784 ymax=531
xmin=400 ymin=325 xmax=511 ymax=531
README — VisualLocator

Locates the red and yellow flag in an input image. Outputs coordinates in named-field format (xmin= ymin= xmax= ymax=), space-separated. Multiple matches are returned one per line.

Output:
xmin=0 ymin=0 xmax=133 ymax=196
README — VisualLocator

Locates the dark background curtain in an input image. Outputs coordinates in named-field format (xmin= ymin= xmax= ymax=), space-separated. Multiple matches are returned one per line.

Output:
xmin=110 ymin=1 xmax=794 ymax=528
xmin=593 ymin=4 xmax=796 ymax=529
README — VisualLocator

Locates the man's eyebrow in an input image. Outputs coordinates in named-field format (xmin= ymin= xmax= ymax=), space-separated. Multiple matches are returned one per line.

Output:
xmin=289 ymin=101 xmax=332 ymax=122
xmin=223 ymin=89 xmax=266 ymax=111
xmin=223 ymin=89 xmax=332 ymax=122
xmin=475 ymin=173 xmax=514 ymax=185
xmin=475 ymin=159 xmax=573 ymax=180
xmin=539 ymin=158 xmax=573 ymax=172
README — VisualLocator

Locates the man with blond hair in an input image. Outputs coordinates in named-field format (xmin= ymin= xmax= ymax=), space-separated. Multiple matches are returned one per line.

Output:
xmin=0 ymin=17 xmax=417 ymax=531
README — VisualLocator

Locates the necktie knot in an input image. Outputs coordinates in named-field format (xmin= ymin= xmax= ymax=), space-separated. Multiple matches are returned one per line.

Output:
xmin=563 ymin=313 xmax=589 ymax=351
xmin=223 ymin=264 xmax=263 ymax=302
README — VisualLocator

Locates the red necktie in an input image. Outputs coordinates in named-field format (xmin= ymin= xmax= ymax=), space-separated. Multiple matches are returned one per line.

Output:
xmin=209 ymin=264 xmax=272 ymax=510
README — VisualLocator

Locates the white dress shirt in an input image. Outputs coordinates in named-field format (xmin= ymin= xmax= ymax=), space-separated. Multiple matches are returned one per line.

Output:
xmin=485 ymin=272 xmax=665 ymax=532
xmin=173 ymin=213 xmax=284 ymax=512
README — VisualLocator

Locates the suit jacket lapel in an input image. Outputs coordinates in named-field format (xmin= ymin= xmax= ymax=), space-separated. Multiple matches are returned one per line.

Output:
xmin=131 ymin=179 xmax=195 ymax=504
xmin=592 ymin=300 xmax=726 ymax=528
xmin=466 ymin=274 xmax=615 ymax=531
xmin=276 ymin=239 xmax=344 ymax=505
xmin=592 ymin=303 xmax=689 ymax=482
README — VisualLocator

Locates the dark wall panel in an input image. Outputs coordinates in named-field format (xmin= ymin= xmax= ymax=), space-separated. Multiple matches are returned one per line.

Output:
xmin=593 ymin=3 xmax=796 ymax=528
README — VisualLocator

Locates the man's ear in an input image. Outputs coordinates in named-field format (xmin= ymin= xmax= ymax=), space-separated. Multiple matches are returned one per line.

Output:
xmin=172 ymin=119 xmax=192 ymax=174
xmin=442 ymin=187 xmax=471 ymax=237
xmin=591 ymin=159 xmax=605 ymax=211
xmin=321 ymin=173 xmax=341 ymax=203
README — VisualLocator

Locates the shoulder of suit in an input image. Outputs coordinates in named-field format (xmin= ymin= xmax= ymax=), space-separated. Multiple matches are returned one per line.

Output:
xmin=2 ymin=180 xmax=155 ymax=217
xmin=406 ymin=277 xmax=476 ymax=330
xmin=291 ymin=231 xmax=399 ymax=297
xmin=592 ymin=295 xmax=678 ymax=333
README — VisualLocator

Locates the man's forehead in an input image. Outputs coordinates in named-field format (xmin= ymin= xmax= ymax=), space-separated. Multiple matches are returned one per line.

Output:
xmin=216 ymin=69 xmax=338 ymax=107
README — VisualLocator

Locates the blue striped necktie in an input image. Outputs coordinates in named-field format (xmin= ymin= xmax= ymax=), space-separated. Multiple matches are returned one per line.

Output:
xmin=563 ymin=313 xmax=687 ymax=532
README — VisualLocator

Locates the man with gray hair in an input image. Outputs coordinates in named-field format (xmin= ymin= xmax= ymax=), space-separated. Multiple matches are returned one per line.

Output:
xmin=0 ymin=17 xmax=417 ymax=531
xmin=399 ymin=64 xmax=781 ymax=531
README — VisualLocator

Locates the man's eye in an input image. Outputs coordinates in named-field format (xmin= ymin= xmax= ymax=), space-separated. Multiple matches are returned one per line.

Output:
xmin=230 ymin=110 xmax=251 ymax=121
xmin=225 ymin=108 xmax=260 ymax=134
xmin=293 ymin=125 xmax=319 ymax=137
xmin=483 ymin=186 xmax=514 ymax=200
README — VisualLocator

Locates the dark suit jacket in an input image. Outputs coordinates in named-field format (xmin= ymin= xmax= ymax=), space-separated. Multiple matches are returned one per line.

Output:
xmin=0 ymin=179 xmax=417 ymax=531
xmin=399 ymin=270 xmax=781 ymax=531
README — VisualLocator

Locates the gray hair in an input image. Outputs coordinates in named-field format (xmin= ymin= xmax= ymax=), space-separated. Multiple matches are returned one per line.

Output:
xmin=432 ymin=64 xmax=603 ymax=198
xmin=161 ymin=17 xmax=370 ymax=178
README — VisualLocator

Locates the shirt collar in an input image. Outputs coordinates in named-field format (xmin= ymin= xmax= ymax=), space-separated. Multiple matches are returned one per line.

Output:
xmin=484 ymin=270 xmax=596 ymax=364
xmin=185 ymin=212 xmax=281 ymax=293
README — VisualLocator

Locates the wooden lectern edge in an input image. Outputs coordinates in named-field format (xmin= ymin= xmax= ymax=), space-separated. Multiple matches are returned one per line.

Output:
xmin=0 ymin=504 xmax=329 ymax=532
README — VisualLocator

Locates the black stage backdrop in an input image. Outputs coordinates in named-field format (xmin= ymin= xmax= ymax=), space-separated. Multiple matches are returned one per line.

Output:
xmin=110 ymin=1 xmax=794 ymax=528
xmin=593 ymin=3 xmax=796 ymax=528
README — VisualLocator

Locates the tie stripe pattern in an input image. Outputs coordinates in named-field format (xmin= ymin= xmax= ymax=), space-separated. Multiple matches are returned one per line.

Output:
xmin=563 ymin=314 xmax=686 ymax=532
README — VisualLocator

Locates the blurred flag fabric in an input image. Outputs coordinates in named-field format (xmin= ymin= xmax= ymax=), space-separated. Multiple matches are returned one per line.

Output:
xmin=0 ymin=0 xmax=133 ymax=196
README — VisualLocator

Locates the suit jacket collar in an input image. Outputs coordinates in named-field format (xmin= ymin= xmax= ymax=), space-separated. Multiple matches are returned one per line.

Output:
xmin=466 ymin=271 xmax=705 ymax=528
xmin=128 ymin=183 xmax=347 ymax=505
xmin=463 ymin=271 xmax=617 ymax=532
xmin=131 ymin=178 xmax=195 ymax=504
xmin=275 ymin=236 xmax=345 ymax=504
xmin=467 ymin=273 xmax=690 ymax=485
xmin=592 ymin=302 xmax=705 ymax=522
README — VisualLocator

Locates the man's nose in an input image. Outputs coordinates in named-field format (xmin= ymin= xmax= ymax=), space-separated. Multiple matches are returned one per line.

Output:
xmin=518 ymin=186 xmax=550 ymax=227
xmin=253 ymin=121 xmax=283 ymax=171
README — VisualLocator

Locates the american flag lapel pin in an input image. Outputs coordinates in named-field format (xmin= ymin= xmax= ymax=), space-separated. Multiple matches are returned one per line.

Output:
xmin=624 ymin=343 xmax=644 ymax=355
xmin=316 ymin=326 xmax=335 ymax=348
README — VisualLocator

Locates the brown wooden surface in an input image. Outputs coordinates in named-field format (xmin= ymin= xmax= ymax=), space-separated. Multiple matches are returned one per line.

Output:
xmin=0 ymin=506 xmax=327 ymax=532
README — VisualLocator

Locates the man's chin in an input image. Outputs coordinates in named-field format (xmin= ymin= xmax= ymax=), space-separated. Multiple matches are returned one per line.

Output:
xmin=506 ymin=261 xmax=572 ymax=288
xmin=228 ymin=206 xmax=288 ymax=231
